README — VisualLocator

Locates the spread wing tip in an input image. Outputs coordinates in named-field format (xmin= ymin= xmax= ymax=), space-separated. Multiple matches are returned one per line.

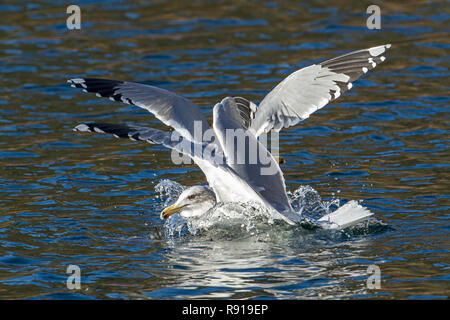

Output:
xmin=252 ymin=44 xmax=392 ymax=135
xmin=73 ymin=122 xmax=150 ymax=141
xmin=68 ymin=78 xmax=132 ymax=103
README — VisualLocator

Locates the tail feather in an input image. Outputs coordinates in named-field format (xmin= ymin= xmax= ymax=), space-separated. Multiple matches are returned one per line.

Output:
xmin=317 ymin=200 xmax=373 ymax=230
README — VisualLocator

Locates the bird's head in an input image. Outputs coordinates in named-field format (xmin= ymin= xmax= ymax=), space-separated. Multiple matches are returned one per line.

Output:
xmin=160 ymin=186 xmax=216 ymax=219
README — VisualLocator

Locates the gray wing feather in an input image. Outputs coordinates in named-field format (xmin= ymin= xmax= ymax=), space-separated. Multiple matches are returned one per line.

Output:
xmin=68 ymin=78 xmax=211 ymax=143
xmin=74 ymin=122 xmax=225 ymax=166
xmin=250 ymin=44 xmax=391 ymax=136
xmin=212 ymin=97 xmax=298 ymax=221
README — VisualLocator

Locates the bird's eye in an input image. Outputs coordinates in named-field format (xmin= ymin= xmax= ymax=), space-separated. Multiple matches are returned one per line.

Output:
xmin=187 ymin=194 xmax=196 ymax=200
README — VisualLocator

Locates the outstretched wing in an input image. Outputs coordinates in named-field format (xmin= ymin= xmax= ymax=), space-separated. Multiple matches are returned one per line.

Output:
xmin=68 ymin=78 xmax=211 ymax=143
xmin=74 ymin=122 xmax=172 ymax=144
xmin=250 ymin=44 xmax=391 ymax=136
xmin=74 ymin=122 xmax=226 ymax=165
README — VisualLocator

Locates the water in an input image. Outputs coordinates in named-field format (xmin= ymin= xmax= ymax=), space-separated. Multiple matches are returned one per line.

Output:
xmin=0 ymin=0 xmax=448 ymax=299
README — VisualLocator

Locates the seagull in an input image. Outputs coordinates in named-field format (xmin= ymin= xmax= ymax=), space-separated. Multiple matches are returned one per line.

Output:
xmin=69 ymin=44 xmax=391 ymax=229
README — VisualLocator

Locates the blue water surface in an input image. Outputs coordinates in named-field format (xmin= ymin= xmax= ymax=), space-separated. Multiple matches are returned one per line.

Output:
xmin=0 ymin=0 xmax=448 ymax=299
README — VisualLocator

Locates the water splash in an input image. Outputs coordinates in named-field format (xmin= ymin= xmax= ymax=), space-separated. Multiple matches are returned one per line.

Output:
xmin=288 ymin=185 xmax=340 ymax=220
xmin=155 ymin=179 xmax=185 ymax=206
xmin=155 ymin=180 xmax=387 ymax=240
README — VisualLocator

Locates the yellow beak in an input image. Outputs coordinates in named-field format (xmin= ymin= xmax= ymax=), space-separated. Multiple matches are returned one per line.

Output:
xmin=160 ymin=203 xmax=186 ymax=219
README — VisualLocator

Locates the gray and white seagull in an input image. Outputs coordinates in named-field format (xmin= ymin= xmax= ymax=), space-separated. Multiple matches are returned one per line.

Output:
xmin=69 ymin=44 xmax=391 ymax=229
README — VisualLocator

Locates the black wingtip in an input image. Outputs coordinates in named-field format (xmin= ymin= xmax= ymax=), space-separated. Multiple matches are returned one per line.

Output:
xmin=68 ymin=78 xmax=134 ymax=104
